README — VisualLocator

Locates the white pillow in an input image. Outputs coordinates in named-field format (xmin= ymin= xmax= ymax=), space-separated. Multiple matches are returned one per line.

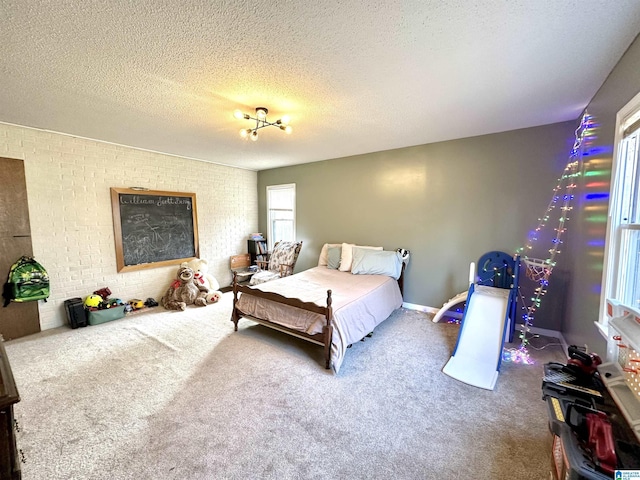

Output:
xmin=318 ymin=243 xmax=341 ymax=266
xmin=339 ymin=243 xmax=382 ymax=272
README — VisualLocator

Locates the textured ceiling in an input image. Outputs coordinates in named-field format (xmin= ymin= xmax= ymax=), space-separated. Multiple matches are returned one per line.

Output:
xmin=1 ymin=1 xmax=640 ymax=171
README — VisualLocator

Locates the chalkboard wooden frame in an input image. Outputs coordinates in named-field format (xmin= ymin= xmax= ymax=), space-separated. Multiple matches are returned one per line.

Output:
xmin=110 ymin=187 xmax=199 ymax=272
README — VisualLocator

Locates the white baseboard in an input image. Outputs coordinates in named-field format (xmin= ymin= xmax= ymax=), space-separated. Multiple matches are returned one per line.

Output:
xmin=527 ymin=326 xmax=569 ymax=355
xmin=402 ymin=302 xmax=439 ymax=315
xmin=403 ymin=302 xmax=464 ymax=319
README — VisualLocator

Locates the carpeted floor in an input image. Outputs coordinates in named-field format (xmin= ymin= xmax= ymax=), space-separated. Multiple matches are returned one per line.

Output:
xmin=5 ymin=292 xmax=565 ymax=479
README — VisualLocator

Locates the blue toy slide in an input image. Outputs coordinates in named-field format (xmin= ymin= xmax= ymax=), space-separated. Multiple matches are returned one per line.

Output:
xmin=442 ymin=286 xmax=511 ymax=390
xmin=442 ymin=251 xmax=519 ymax=390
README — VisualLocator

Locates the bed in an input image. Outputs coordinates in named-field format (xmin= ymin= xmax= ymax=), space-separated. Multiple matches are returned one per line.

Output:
xmin=231 ymin=244 xmax=407 ymax=373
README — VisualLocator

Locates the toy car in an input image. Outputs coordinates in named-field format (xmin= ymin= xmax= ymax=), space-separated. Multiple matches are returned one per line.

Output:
xmin=128 ymin=299 xmax=145 ymax=310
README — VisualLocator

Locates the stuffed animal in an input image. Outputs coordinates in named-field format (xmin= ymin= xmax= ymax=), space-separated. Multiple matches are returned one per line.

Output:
xmin=183 ymin=258 xmax=222 ymax=304
xmin=183 ymin=258 xmax=220 ymax=290
xmin=205 ymin=290 xmax=222 ymax=304
xmin=396 ymin=248 xmax=411 ymax=262
xmin=161 ymin=265 xmax=208 ymax=310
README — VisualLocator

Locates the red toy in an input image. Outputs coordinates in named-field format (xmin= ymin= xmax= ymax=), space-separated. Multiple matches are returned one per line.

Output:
xmin=93 ymin=287 xmax=112 ymax=299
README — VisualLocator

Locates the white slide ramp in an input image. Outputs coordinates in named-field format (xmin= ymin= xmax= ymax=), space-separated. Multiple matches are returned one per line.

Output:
xmin=442 ymin=285 xmax=510 ymax=390
xmin=432 ymin=291 xmax=468 ymax=324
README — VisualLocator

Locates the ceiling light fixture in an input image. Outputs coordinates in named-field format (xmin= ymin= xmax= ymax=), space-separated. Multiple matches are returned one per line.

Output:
xmin=234 ymin=107 xmax=292 ymax=141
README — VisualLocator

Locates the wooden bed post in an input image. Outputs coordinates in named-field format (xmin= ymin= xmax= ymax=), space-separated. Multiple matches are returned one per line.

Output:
xmin=324 ymin=289 xmax=333 ymax=369
xmin=231 ymin=271 xmax=239 ymax=331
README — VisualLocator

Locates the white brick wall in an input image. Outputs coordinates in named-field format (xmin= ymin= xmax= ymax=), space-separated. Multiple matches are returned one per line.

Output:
xmin=1 ymin=123 xmax=258 ymax=330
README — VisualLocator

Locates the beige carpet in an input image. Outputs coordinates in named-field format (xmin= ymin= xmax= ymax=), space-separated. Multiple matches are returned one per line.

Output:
xmin=5 ymin=292 xmax=565 ymax=479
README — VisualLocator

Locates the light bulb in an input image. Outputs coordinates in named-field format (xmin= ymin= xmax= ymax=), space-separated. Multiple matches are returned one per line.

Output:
xmin=240 ymin=129 xmax=249 ymax=138
xmin=250 ymin=131 xmax=258 ymax=141
xmin=256 ymin=108 xmax=267 ymax=120
xmin=234 ymin=110 xmax=245 ymax=120
xmin=280 ymin=115 xmax=290 ymax=125
xmin=284 ymin=125 xmax=292 ymax=134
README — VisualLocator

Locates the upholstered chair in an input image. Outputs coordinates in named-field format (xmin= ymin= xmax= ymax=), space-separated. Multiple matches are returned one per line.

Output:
xmin=249 ymin=241 xmax=303 ymax=285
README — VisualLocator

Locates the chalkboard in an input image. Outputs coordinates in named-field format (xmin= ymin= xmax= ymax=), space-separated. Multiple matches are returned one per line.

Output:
xmin=110 ymin=188 xmax=199 ymax=272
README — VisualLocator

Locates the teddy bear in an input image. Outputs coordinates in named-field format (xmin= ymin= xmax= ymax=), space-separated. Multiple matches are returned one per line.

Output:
xmin=161 ymin=264 xmax=208 ymax=310
xmin=205 ymin=290 xmax=222 ymax=304
xmin=183 ymin=258 xmax=223 ymax=304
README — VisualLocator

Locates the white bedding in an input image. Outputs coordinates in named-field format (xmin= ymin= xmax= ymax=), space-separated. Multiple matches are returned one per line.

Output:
xmin=235 ymin=266 xmax=403 ymax=373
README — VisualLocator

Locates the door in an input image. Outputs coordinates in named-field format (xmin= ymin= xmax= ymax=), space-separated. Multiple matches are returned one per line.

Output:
xmin=0 ymin=157 xmax=40 ymax=339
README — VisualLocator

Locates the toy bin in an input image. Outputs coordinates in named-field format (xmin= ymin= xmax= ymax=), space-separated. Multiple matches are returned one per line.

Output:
xmin=87 ymin=306 xmax=126 ymax=326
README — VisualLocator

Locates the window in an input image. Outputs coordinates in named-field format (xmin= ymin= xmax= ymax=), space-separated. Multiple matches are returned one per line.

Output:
xmin=599 ymin=91 xmax=640 ymax=331
xmin=266 ymin=184 xmax=296 ymax=250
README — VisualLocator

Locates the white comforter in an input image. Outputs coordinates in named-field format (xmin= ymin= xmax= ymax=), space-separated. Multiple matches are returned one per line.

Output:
xmin=236 ymin=266 xmax=403 ymax=373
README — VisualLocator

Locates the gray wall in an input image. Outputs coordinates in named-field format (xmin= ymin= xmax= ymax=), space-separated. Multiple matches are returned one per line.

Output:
xmin=258 ymin=121 xmax=576 ymax=330
xmin=561 ymin=34 xmax=640 ymax=354
xmin=258 ymin=32 xmax=640 ymax=354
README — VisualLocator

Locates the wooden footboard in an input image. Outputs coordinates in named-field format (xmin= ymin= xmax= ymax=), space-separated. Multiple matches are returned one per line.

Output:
xmin=231 ymin=272 xmax=334 ymax=369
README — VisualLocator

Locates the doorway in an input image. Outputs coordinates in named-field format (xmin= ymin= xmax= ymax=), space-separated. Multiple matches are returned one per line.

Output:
xmin=0 ymin=157 xmax=41 ymax=339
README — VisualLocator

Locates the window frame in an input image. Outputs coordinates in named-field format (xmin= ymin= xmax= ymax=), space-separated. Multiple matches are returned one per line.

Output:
xmin=598 ymin=90 xmax=640 ymax=334
xmin=266 ymin=183 xmax=296 ymax=251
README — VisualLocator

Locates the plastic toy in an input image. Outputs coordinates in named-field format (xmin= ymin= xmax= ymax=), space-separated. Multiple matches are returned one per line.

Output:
xmin=84 ymin=294 xmax=102 ymax=308
xmin=442 ymin=251 xmax=520 ymax=390
xmin=128 ymin=299 xmax=145 ymax=310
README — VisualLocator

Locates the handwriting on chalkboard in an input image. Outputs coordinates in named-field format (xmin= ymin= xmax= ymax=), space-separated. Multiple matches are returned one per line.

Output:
xmin=110 ymin=188 xmax=199 ymax=272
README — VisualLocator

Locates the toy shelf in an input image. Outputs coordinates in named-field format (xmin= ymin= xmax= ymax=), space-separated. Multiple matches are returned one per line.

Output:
xmin=601 ymin=312 xmax=640 ymax=442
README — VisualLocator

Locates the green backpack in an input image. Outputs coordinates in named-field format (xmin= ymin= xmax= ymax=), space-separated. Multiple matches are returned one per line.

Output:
xmin=2 ymin=256 xmax=50 ymax=307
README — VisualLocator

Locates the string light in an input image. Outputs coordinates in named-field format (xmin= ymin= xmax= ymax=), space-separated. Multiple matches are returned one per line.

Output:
xmin=508 ymin=112 xmax=592 ymax=364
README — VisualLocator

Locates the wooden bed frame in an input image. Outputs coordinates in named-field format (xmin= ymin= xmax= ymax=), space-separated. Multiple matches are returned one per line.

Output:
xmin=231 ymin=271 xmax=334 ymax=368
xmin=230 ymin=265 xmax=405 ymax=369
